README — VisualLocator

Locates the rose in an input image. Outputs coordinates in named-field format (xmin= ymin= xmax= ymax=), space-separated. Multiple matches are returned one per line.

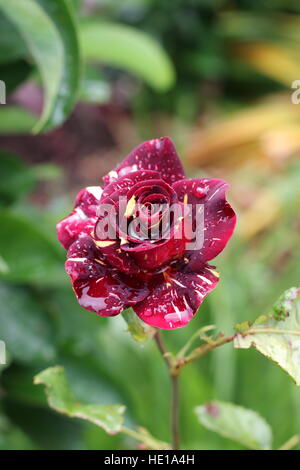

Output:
xmin=57 ymin=137 xmax=236 ymax=329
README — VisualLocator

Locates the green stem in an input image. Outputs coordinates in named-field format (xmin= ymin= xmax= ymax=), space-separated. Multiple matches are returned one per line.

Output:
xmin=247 ymin=328 xmax=300 ymax=336
xmin=154 ymin=330 xmax=173 ymax=369
xmin=171 ymin=374 xmax=180 ymax=450
xmin=172 ymin=334 xmax=235 ymax=375
xmin=172 ymin=325 xmax=300 ymax=374
xmin=177 ymin=325 xmax=215 ymax=358
xmin=154 ymin=330 xmax=180 ymax=450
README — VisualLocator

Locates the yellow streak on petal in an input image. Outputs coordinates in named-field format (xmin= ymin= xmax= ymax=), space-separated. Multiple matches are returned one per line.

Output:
xmin=94 ymin=258 xmax=106 ymax=265
xmin=94 ymin=240 xmax=116 ymax=248
xmin=163 ymin=271 xmax=185 ymax=288
xmin=124 ymin=195 xmax=136 ymax=218
xmin=207 ymin=268 xmax=220 ymax=278
xmin=163 ymin=272 xmax=173 ymax=282
xmin=171 ymin=278 xmax=185 ymax=288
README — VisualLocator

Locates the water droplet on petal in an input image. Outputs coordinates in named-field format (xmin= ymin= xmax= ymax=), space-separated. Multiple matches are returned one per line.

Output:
xmin=193 ymin=186 xmax=207 ymax=198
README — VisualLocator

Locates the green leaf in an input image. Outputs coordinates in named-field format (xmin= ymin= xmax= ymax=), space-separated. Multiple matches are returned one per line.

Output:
xmin=0 ymin=412 xmax=36 ymax=450
xmin=0 ymin=283 xmax=56 ymax=363
xmin=80 ymin=78 xmax=112 ymax=104
xmin=0 ymin=210 xmax=65 ymax=285
xmin=36 ymin=0 xmax=81 ymax=129
xmin=122 ymin=308 xmax=156 ymax=343
xmin=79 ymin=64 xmax=112 ymax=104
xmin=30 ymin=163 xmax=62 ymax=181
xmin=0 ymin=13 xmax=26 ymax=64
xmin=0 ymin=153 xmax=35 ymax=205
xmin=34 ymin=366 xmax=126 ymax=434
xmin=234 ymin=287 xmax=300 ymax=385
xmin=0 ymin=107 xmax=36 ymax=134
xmin=0 ymin=0 xmax=80 ymax=132
xmin=80 ymin=21 xmax=175 ymax=91
xmin=1 ymin=367 xmax=47 ymax=406
xmin=195 ymin=401 xmax=273 ymax=450
xmin=0 ymin=59 xmax=32 ymax=94
xmin=47 ymin=287 xmax=107 ymax=355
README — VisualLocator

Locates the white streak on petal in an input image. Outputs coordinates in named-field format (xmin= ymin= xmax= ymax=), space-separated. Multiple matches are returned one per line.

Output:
xmin=197 ymin=274 xmax=213 ymax=285
xmin=67 ymin=257 xmax=88 ymax=262
xmin=86 ymin=186 xmax=103 ymax=200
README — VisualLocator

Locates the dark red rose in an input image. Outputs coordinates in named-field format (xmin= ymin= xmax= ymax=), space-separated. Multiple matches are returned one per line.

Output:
xmin=57 ymin=137 xmax=236 ymax=329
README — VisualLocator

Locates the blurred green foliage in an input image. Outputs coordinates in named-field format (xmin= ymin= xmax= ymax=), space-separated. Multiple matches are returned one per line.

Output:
xmin=0 ymin=0 xmax=299 ymax=451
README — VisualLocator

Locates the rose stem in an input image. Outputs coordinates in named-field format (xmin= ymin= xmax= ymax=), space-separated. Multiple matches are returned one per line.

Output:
xmin=170 ymin=374 xmax=180 ymax=450
xmin=154 ymin=330 xmax=180 ymax=450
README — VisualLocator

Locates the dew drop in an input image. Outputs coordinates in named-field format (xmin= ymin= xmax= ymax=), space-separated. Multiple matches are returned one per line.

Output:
xmin=193 ymin=186 xmax=207 ymax=198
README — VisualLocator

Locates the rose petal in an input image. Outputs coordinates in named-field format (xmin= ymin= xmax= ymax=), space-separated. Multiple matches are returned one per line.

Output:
xmin=76 ymin=186 xmax=103 ymax=216
xmin=96 ymin=176 xmax=185 ymax=271
xmin=119 ymin=199 xmax=189 ymax=270
xmin=66 ymin=234 xmax=107 ymax=281
xmin=121 ymin=230 xmax=186 ymax=271
xmin=57 ymin=186 xmax=102 ymax=250
xmin=103 ymin=137 xmax=185 ymax=186
xmin=92 ymin=199 xmax=141 ymax=274
xmin=57 ymin=210 xmax=97 ymax=250
xmin=101 ymin=170 xmax=160 ymax=201
xmin=66 ymin=236 xmax=148 ymax=317
xmin=172 ymin=178 xmax=236 ymax=267
xmin=133 ymin=265 xmax=219 ymax=329
xmin=96 ymin=240 xmax=141 ymax=275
